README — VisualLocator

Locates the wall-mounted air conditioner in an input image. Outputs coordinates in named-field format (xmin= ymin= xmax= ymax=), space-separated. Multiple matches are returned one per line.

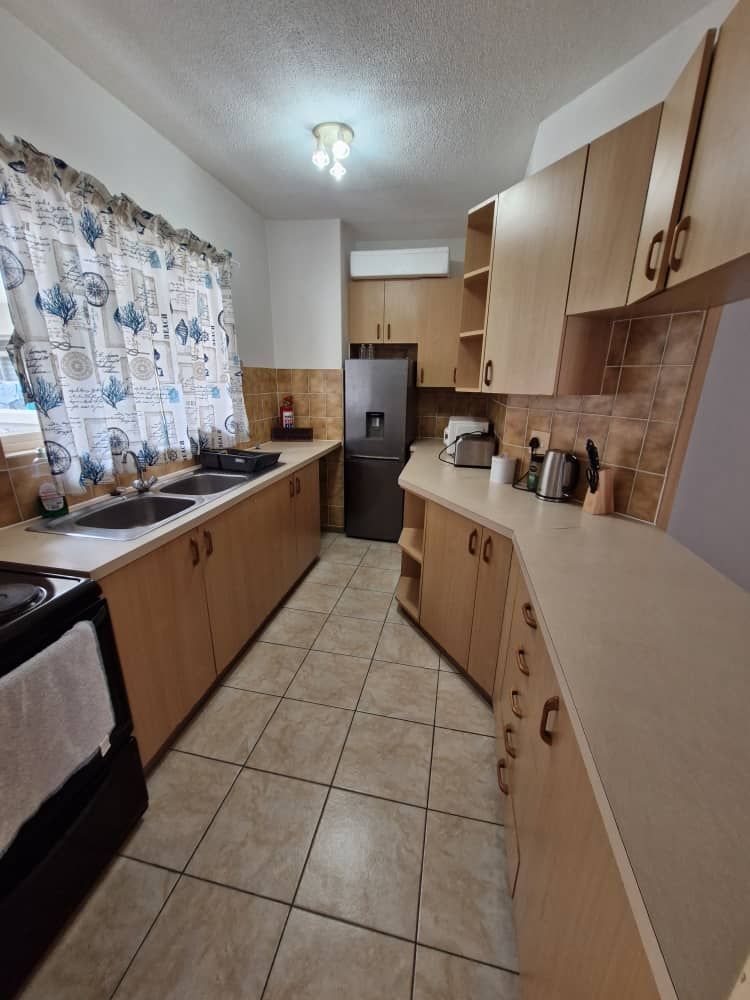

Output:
xmin=350 ymin=247 xmax=450 ymax=279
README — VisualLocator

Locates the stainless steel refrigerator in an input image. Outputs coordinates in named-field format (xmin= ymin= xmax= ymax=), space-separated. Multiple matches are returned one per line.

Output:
xmin=344 ymin=359 xmax=417 ymax=541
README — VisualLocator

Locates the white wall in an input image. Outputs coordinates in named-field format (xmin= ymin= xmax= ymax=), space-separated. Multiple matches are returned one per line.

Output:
xmin=353 ymin=238 xmax=466 ymax=278
xmin=265 ymin=219 xmax=344 ymax=370
xmin=527 ymin=0 xmax=737 ymax=175
xmin=0 ymin=8 xmax=273 ymax=365
xmin=667 ymin=301 xmax=750 ymax=591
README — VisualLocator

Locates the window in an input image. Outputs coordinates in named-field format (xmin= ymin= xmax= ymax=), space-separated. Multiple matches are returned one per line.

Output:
xmin=0 ymin=283 xmax=43 ymax=454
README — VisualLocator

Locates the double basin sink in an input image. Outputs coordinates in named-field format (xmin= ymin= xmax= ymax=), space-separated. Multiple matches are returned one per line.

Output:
xmin=30 ymin=471 xmax=256 ymax=541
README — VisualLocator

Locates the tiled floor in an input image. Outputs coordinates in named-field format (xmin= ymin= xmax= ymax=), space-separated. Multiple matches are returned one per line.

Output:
xmin=21 ymin=533 xmax=519 ymax=1000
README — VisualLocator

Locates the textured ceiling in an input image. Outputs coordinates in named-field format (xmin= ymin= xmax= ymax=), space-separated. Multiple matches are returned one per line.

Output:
xmin=4 ymin=0 xmax=707 ymax=238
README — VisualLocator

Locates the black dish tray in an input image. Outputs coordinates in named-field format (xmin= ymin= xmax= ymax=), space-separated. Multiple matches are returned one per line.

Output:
xmin=218 ymin=449 xmax=281 ymax=474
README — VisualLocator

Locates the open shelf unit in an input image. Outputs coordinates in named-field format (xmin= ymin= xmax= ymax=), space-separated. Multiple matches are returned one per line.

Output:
xmin=396 ymin=493 xmax=425 ymax=623
xmin=456 ymin=195 xmax=498 ymax=392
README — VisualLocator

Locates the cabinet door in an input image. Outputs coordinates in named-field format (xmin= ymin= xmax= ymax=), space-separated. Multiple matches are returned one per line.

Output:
xmin=383 ymin=280 xmax=424 ymax=343
xmin=294 ymin=460 xmax=321 ymax=575
xmin=467 ymin=528 xmax=513 ymax=696
xmin=667 ymin=1 xmax=750 ymax=287
xmin=419 ymin=502 xmax=480 ymax=667
xmin=417 ymin=277 xmax=462 ymax=387
xmin=567 ymin=107 xmax=661 ymax=314
xmin=483 ymin=147 xmax=587 ymax=396
xmin=276 ymin=476 xmax=299 ymax=598
xmin=627 ymin=32 xmax=715 ymax=302
xmin=99 ymin=530 xmax=216 ymax=765
xmin=349 ymin=281 xmax=384 ymax=344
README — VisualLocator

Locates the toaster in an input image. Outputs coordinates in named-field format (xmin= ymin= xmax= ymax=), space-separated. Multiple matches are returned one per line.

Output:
xmin=453 ymin=432 xmax=496 ymax=468
xmin=443 ymin=418 xmax=489 ymax=456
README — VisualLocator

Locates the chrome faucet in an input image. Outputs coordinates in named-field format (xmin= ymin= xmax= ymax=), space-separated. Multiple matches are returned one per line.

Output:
xmin=121 ymin=450 xmax=158 ymax=493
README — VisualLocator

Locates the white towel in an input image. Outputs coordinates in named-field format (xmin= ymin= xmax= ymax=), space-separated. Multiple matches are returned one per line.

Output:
xmin=0 ymin=620 xmax=116 ymax=855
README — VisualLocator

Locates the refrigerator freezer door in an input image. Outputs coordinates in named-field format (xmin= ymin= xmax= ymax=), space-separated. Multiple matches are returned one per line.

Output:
xmin=344 ymin=360 xmax=410 ymax=459
xmin=344 ymin=457 xmax=404 ymax=542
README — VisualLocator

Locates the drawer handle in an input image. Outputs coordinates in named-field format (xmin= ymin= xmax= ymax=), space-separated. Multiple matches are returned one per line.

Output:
xmin=295 ymin=476 xmax=301 ymax=495
xmin=539 ymin=696 xmax=559 ymax=745
xmin=511 ymin=689 xmax=523 ymax=718
xmin=503 ymin=725 xmax=517 ymax=759
xmin=203 ymin=529 xmax=213 ymax=557
xmin=644 ymin=229 xmax=664 ymax=280
xmin=484 ymin=359 xmax=493 ymax=387
xmin=515 ymin=647 xmax=530 ymax=676
xmin=521 ymin=602 xmax=537 ymax=629
xmin=189 ymin=537 xmax=200 ymax=566
xmin=482 ymin=535 xmax=492 ymax=563
xmin=468 ymin=528 xmax=479 ymax=555
xmin=497 ymin=758 xmax=509 ymax=796
xmin=669 ymin=216 xmax=691 ymax=271
xmin=376 ymin=322 xmax=381 ymax=340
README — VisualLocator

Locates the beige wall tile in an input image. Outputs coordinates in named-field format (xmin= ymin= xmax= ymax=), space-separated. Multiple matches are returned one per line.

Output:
xmin=663 ymin=312 xmax=704 ymax=365
xmin=607 ymin=466 xmax=636 ymax=514
xmin=603 ymin=418 xmax=646 ymax=469
xmin=628 ymin=471 xmax=664 ymax=522
xmin=607 ymin=320 xmax=630 ymax=365
xmin=651 ymin=365 xmax=691 ymax=422
xmin=624 ymin=316 xmax=669 ymax=364
xmin=310 ymin=395 xmax=326 ymax=418
xmin=573 ymin=414 xmax=610 ymax=458
xmin=640 ymin=421 xmax=677 ymax=475
xmin=612 ymin=366 xmax=658 ymax=419
xmin=527 ymin=408 xmax=552 ymax=435
xmin=291 ymin=371 xmax=309 ymax=394
xmin=503 ymin=407 xmax=528 ymax=447
xmin=418 ymin=415 xmax=437 ymax=439
xmin=550 ymin=411 xmax=579 ymax=451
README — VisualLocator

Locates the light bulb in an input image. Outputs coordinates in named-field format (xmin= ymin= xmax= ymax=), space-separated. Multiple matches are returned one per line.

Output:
xmin=330 ymin=160 xmax=346 ymax=181
xmin=331 ymin=138 xmax=350 ymax=160
xmin=312 ymin=145 xmax=329 ymax=169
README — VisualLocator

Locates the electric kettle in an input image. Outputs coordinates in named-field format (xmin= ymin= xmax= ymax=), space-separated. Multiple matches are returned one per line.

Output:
xmin=536 ymin=450 xmax=579 ymax=502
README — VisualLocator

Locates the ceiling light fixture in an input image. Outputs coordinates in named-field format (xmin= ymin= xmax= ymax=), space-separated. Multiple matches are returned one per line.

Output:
xmin=311 ymin=122 xmax=354 ymax=180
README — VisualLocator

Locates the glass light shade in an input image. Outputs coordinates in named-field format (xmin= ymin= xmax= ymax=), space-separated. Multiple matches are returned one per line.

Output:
xmin=330 ymin=160 xmax=346 ymax=181
xmin=312 ymin=146 xmax=330 ymax=169
xmin=331 ymin=138 xmax=350 ymax=160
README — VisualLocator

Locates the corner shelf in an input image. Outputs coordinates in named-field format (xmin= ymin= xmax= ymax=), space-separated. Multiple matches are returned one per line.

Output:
xmin=396 ymin=492 xmax=425 ymax=623
xmin=456 ymin=195 xmax=498 ymax=391
xmin=459 ymin=329 xmax=484 ymax=340
xmin=398 ymin=527 xmax=423 ymax=564
xmin=396 ymin=575 xmax=420 ymax=621
xmin=463 ymin=265 xmax=490 ymax=282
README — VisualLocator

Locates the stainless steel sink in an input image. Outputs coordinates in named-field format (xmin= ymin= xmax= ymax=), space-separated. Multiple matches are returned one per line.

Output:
xmin=28 ymin=492 xmax=205 ymax=540
xmin=156 ymin=471 xmax=249 ymax=497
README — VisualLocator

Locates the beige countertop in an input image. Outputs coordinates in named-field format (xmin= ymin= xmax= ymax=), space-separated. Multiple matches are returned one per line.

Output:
xmin=0 ymin=441 xmax=340 ymax=581
xmin=400 ymin=441 xmax=750 ymax=1000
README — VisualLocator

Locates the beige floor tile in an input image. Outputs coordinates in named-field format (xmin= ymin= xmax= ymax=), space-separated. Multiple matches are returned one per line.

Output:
xmin=325 ymin=535 xmax=369 ymax=564
xmin=284 ymin=579 xmax=343 ymax=613
xmin=419 ymin=811 xmax=517 ymax=969
xmin=297 ymin=788 xmax=424 ymax=938
xmin=115 ymin=876 xmax=287 ymax=1000
xmin=123 ymin=751 xmax=239 ymax=870
xmin=263 ymin=908 xmax=413 ymax=1000
xmin=349 ymin=565 xmax=401 ymax=592
xmin=259 ymin=608 xmax=328 ymax=648
xmin=439 ymin=653 xmax=460 ymax=673
xmin=429 ymin=729 xmax=503 ymax=824
xmin=248 ymin=698 xmax=353 ymax=783
xmin=335 ymin=712 xmax=432 ymax=806
xmin=413 ymin=946 xmax=520 ymax=999
xmin=286 ymin=649 xmax=371 ymax=709
xmin=333 ymin=585 xmax=391 ymax=622
xmin=305 ymin=559 xmax=356 ymax=588
xmin=187 ymin=769 xmax=326 ymax=901
xmin=224 ymin=642 xmax=306 ymax=696
xmin=20 ymin=858 xmax=176 ymax=1000
xmin=387 ymin=596 xmax=412 ymax=624
xmin=358 ymin=659 xmax=438 ymax=725
xmin=173 ymin=686 xmax=278 ymax=764
xmin=375 ymin=622 xmax=440 ymax=670
xmin=312 ymin=615 xmax=382 ymax=659
xmin=435 ymin=673 xmax=494 ymax=736
xmin=361 ymin=544 xmax=403 ymax=570
xmin=320 ymin=531 xmax=339 ymax=550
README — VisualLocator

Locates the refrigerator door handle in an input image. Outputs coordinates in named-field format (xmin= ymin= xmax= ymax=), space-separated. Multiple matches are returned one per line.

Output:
xmin=347 ymin=454 xmax=401 ymax=461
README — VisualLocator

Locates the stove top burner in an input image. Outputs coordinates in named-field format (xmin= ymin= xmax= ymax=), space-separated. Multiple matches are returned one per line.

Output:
xmin=0 ymin=582 xmax=47 ymax=622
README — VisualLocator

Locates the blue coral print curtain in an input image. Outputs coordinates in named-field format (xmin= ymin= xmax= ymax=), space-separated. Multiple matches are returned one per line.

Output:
xmin=0 ymin=136 xmax=247 ymax=494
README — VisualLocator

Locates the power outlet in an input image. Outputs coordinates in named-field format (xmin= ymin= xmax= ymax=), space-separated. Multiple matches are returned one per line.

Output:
xmin=529 ymin=429 xmax=550 ymax=453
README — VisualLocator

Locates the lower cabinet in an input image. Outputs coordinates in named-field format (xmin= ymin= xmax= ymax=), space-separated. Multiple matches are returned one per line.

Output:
xmin=101 ymin=461 xmax=321 ymax=766
xmin=466 ymin=526 xmax=512 ymax=692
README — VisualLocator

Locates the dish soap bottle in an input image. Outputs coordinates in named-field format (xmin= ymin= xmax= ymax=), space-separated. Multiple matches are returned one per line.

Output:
xmin=526 ymin=436 xmax=541 ymax=493
xmin=36 ymin=452 xmax=69 ymax=518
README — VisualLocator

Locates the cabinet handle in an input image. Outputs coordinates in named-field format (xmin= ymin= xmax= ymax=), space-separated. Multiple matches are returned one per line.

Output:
xmin=511 ymin=689 xmax=523 ymax=718
xmin=289 ymin=479 xmax=294 ymax=498
xmin=521 ymin=602 xmax=537 ymax=630
xmin=482 ymin=535 xmax=492 ymax=563
xmin=644 ymin=229 xmax=664 ymax=280
xmin=189 ymin=537 xmax=200 ymax=566
xmin=515 ymin=647 xmax=530 ymax=676
xmin=503 ymin=725 xmax=517 ymax=759
xmin=496 ymin=758 xmax=509 ymax=796
xmin=483 ymin=360 xmax=493 ymax=387
xmin=452 ymin=366 xmax=457 ymax=385
xmin=295 ymin=476 xmax=301 ymax=495
xmin=420 ymin=367 xmax=424 ymax=384
xmin=387 ymin=322 xmax=391 ymax=340
xmin=539 ymin=696 xmax=559 ymax=745
xmin=376 ymin=322 xmax=381 ymax=340
xmin=468 ymin=528 xmax=478 ymax=555
xmin=203 ymin=529 xmax=213 ymax=557
xmin=669 ymin=216 xmax=691 ymax=272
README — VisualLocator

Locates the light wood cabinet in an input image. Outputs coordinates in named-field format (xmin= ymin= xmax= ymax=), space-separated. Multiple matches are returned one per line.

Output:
xmin=417 ymin=277 xmax=462 ymax=387
xmin=293 ymin=460 xmax=321 ymax=575
xmin=567 ymin=106 xmax=662 ymax=314
xmin=383 ymin=280 xmax=422 ymax=343
xmin=99 ymin=530 xmax=216 ymax=765
xmin=666 ymin=0 xmax=750 ymax=288
xmin=627 ymin=32 xmax=715 ymax=303
xmin=482 ymin=148 xmax=591 ymax=396
xmin=349 ymin=281 xmax=385 ymax=344
xmin=466 ymin=527 xmax=512 ymax=695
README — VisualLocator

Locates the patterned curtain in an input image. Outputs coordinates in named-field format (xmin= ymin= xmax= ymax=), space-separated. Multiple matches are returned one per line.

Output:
xmin=0 ymin=136 xmax=247 ymax=494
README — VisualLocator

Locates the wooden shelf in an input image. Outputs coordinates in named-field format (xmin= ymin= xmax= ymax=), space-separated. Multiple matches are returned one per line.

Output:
xmin=463 ymin=265 xmax=490 ymax=281
xmin=459 ymin=329 xmax=484 ymax=340
xmin=398 ymin=527 xmax=423 ymax=564
xmin=396 ymin=574 xmax=420 ymax=621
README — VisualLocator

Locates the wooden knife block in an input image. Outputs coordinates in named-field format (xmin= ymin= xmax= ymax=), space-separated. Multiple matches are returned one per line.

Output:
xmin=583 ymin=468 xmax=614 ymax=515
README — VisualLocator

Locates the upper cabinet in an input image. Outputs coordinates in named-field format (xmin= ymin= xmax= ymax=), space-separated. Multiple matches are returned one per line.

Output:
xmin=666 ymin=1 xmax=750 ymax=288
xmin=383 ymin=280 xmax=422 ymax=344
xmin=628 ymin=31 xmax=716 ymax=303
xmin=567 ymin=106 xmax=662 ymax=314
xmin=417 ymin=277 xmax=462 ymax=387
xmin=349 ymin=280 xmax=385 ymax=344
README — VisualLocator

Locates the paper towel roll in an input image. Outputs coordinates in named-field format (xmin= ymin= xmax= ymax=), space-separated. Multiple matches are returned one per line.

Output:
xmin=491 ymin=454 xmax=516 ymax=485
